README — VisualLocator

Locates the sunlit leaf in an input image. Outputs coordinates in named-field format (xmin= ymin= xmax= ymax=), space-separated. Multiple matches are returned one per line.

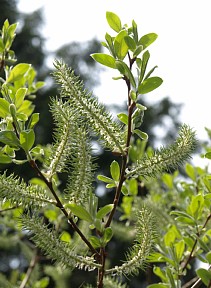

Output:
xmin=138 ymin=76 xmax=163 ymax=94
xmin=106 ymin=11 xmax=122 ymax=32
xmin=7 ymin=63 xmax=31 ymax=83
xmin=138 ymin=33 xmax=158 ymax=50
xmin=110 ymin=160 xmax=120 ymax=181
xmin=20 ymin=129 xmax=35 ymax=151
xmin=91 ymin=53 xmax=116 ymax=68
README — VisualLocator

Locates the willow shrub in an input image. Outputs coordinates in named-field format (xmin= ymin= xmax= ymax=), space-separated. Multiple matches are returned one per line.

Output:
xmin=1 ymin=12 xmax=209 ymax=288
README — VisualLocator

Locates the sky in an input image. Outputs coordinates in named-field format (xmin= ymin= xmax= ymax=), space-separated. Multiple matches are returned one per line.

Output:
xmin=17 ymin=0 xmax=211 ymax=146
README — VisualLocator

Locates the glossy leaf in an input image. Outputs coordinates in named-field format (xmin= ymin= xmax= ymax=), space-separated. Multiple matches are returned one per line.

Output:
xmin=124 ymin=35 xmax=136 ymax=51
xmin=106 ymin=11 xmax=122 ymax=32
xmin=117 ymin=113 xmax=128 ymax=125
xmin=0 ymin=131 xmax=20 ymax=147
xmin=97 ymin=175 xmax=114 ymax=183
xmin=20 ymin=129 xmax=35 ymax=152
xmin=102 ymin=227 xmax=113 ymax=245
xmin=15 ymin=88 xmax=28 ymax=108
xmin=133 ymin=45 xmax=143 ymax=57
xmin=114 ymin=30 xmax=128 ymax=60
xmin=134 ymin=129 xmax=148 ymax=140
xmin=196 ymin=268 xmax=211 ymax=286
xmin=0 ymin=98 xmax=10 ymax=118
xmin=138 ymin=33 xmax=158 ymax=50
xmin=110 ymin=160 xmax=120 ymax=181
xmin=138 ymin=77 xmax=163 ymax=94
xmin=68 ymin=203 xmax=93 ymax=222
xmin=132 ymin=20 xmax=138 ymax=43
xmin=7 ymin=63 xmax=31 ymax=83
xmin=0 ymin=153 xmax=12 ymax=164
xmin=96 ymin=204 xmax=114 ymax=219
xmin=27 ymin=113 xmax=39 ymax=129
xmin=91 ymin=53 xmax=116 ymax=68
xmin=89 ymin=236 xmax=101 ymax=249
xmin=139 ymin=50 xmax=150 ymax=83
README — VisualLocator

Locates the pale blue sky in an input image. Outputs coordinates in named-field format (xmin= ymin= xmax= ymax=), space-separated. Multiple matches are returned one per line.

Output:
xmin=18 ymin=0 xmax=211 ymax=145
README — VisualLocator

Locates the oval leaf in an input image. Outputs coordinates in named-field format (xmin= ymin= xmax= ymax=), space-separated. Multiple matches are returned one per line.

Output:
xmin=106 ymin=11 xmax=122 ymax=32
xmin=0 ymin=98 xmax=10 ymax=118
xmin=196 ymin=268 xmax=211 ymax=286
xmin=96 ymin=204 xmax=114 ymax=220
xmin=91 ymin=53 xmax=116 ymax=68
xmin=97 ymin=175 xmax=114 ymax=183
xmin=0 ymin=130 xmax=20 ymax=147
xmin=124 ymin=35 xmax=136 ymax=51
xmin=20 ymin=129 xmax=35 ymax=151
xmin=117 ymin=113 xmax=128 ymax=125
xmin=138 ymin=77 xmax=163 ymax=94
xmin=138 ymin=33 xmax=158 ymax=50
xmin=110 ymin=160 xmax=120 ymax=181
xmin=68 ymin=203 xmax=93 ymax=222
xmin=114 ymin=30 xmax=128 ymax=60
xmin=7 ymin=63 xmax=31 ymax=83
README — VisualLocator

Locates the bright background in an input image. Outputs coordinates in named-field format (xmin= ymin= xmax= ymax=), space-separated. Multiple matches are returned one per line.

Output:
xmin=18 ymin=0 xmax=211 ymax=143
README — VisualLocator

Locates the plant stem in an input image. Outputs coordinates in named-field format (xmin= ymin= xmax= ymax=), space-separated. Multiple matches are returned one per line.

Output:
xmin=97 ymin=247 xmax=106 ymax=288
xmin=19 ymin=249 xmax=40 ymax=288
xmin=29 ymin=159 xmax=100 ymax=258
xmin=182 ymin=213 xmax=211 ymax=272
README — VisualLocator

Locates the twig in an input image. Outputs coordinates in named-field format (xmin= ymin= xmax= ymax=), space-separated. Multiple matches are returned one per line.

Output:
xmin=19 ymin=249 xmax=40 ymax=288
xmin=29 ymin=159 xmax=100 ymax=258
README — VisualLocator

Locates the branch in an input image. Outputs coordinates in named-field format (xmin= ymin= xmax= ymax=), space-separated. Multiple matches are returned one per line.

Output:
xmin=29 ymin=159 xmax=100 ymax=258
xmin=182 ymin=213 xmax=211 ymax=272
xmin=19 ymin=249 xmax=40 ymax=288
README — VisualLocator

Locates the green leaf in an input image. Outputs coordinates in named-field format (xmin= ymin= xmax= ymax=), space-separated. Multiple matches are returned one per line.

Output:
xmin=132 ymin=20 xmax=138 ymax=43
xmin=185 ymin=163 xmax=196 ymax=180
xmin=133 ymin=45 xmax=144 ymax=57
xmin=91 ymin=53 xmax=116 ymax=68
xmin=134 ymin=129 xmax=148 ymax=140
xmin=175 ymin=240 xmax=185 ymax=261
xmin=0 ymin=153 xmax=12 ymax=164
xmin=110 ymin=160 xmax=120 ymax=181
xmin=117 ymin=113 xmax=128 ymax=125
xmin=89 ymin=236 xmax=102 ymax=249
xmin=153 ymin=266 xmax=167 ymax=282
xmin=15 ymin=88 xmax=28 ymax=108
xmin=102 ymin=227 xmax=113 ymax=245
xmin=20 ymin=129 xmax=35 ymax=151
xmin=0 ymin=98 xmax=10 ymax=118
xmin=27 ymin=113 xmax=39 ymax=129
xmin=128 ymin=178 xmax=138 ymax=195
xmin=206 ymin=251 xmax=211 ymax=264
xmin=97 ymin=175 xmax=114 ymax=183
xmin=124 ymin=35 xmax=136 ymax=51
xmin=138 ymin=77 xmax=163 ymax=94
xmin=7 ymin=63 xmax=31 ymax=83
xmin=106 ymin=183 xmax=116 ymax=188
xmin=96 ymin=204 xmax=114 ymax=219
xmin=139 ymin=50 xmax=150 ymax=83
xmin=106 ymin=11 xmax=122 ymax=32
xmin=114 ymin=30 xmax=128 ymax=60
xmin=60 ymin=231 xmax=71 ymax=243
xmin=196 ymin=268 xmax=211 ymax=286
xmin=115 ymin=60 xmax=136 ymax=87
xmin=68 ymin=203 xmax=93 ymax=222
xmin=170 ymin=211 xmax=196 ymax=225
xmin=138 ymin=33 xmax=158 ymax=50
xmin=33 ymin=277 xmax=49 ymax=288
xmin=0 ymin=130 xmax=20 ymax=147
xmin=205 ymin=152 xmax=211 ymax=159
